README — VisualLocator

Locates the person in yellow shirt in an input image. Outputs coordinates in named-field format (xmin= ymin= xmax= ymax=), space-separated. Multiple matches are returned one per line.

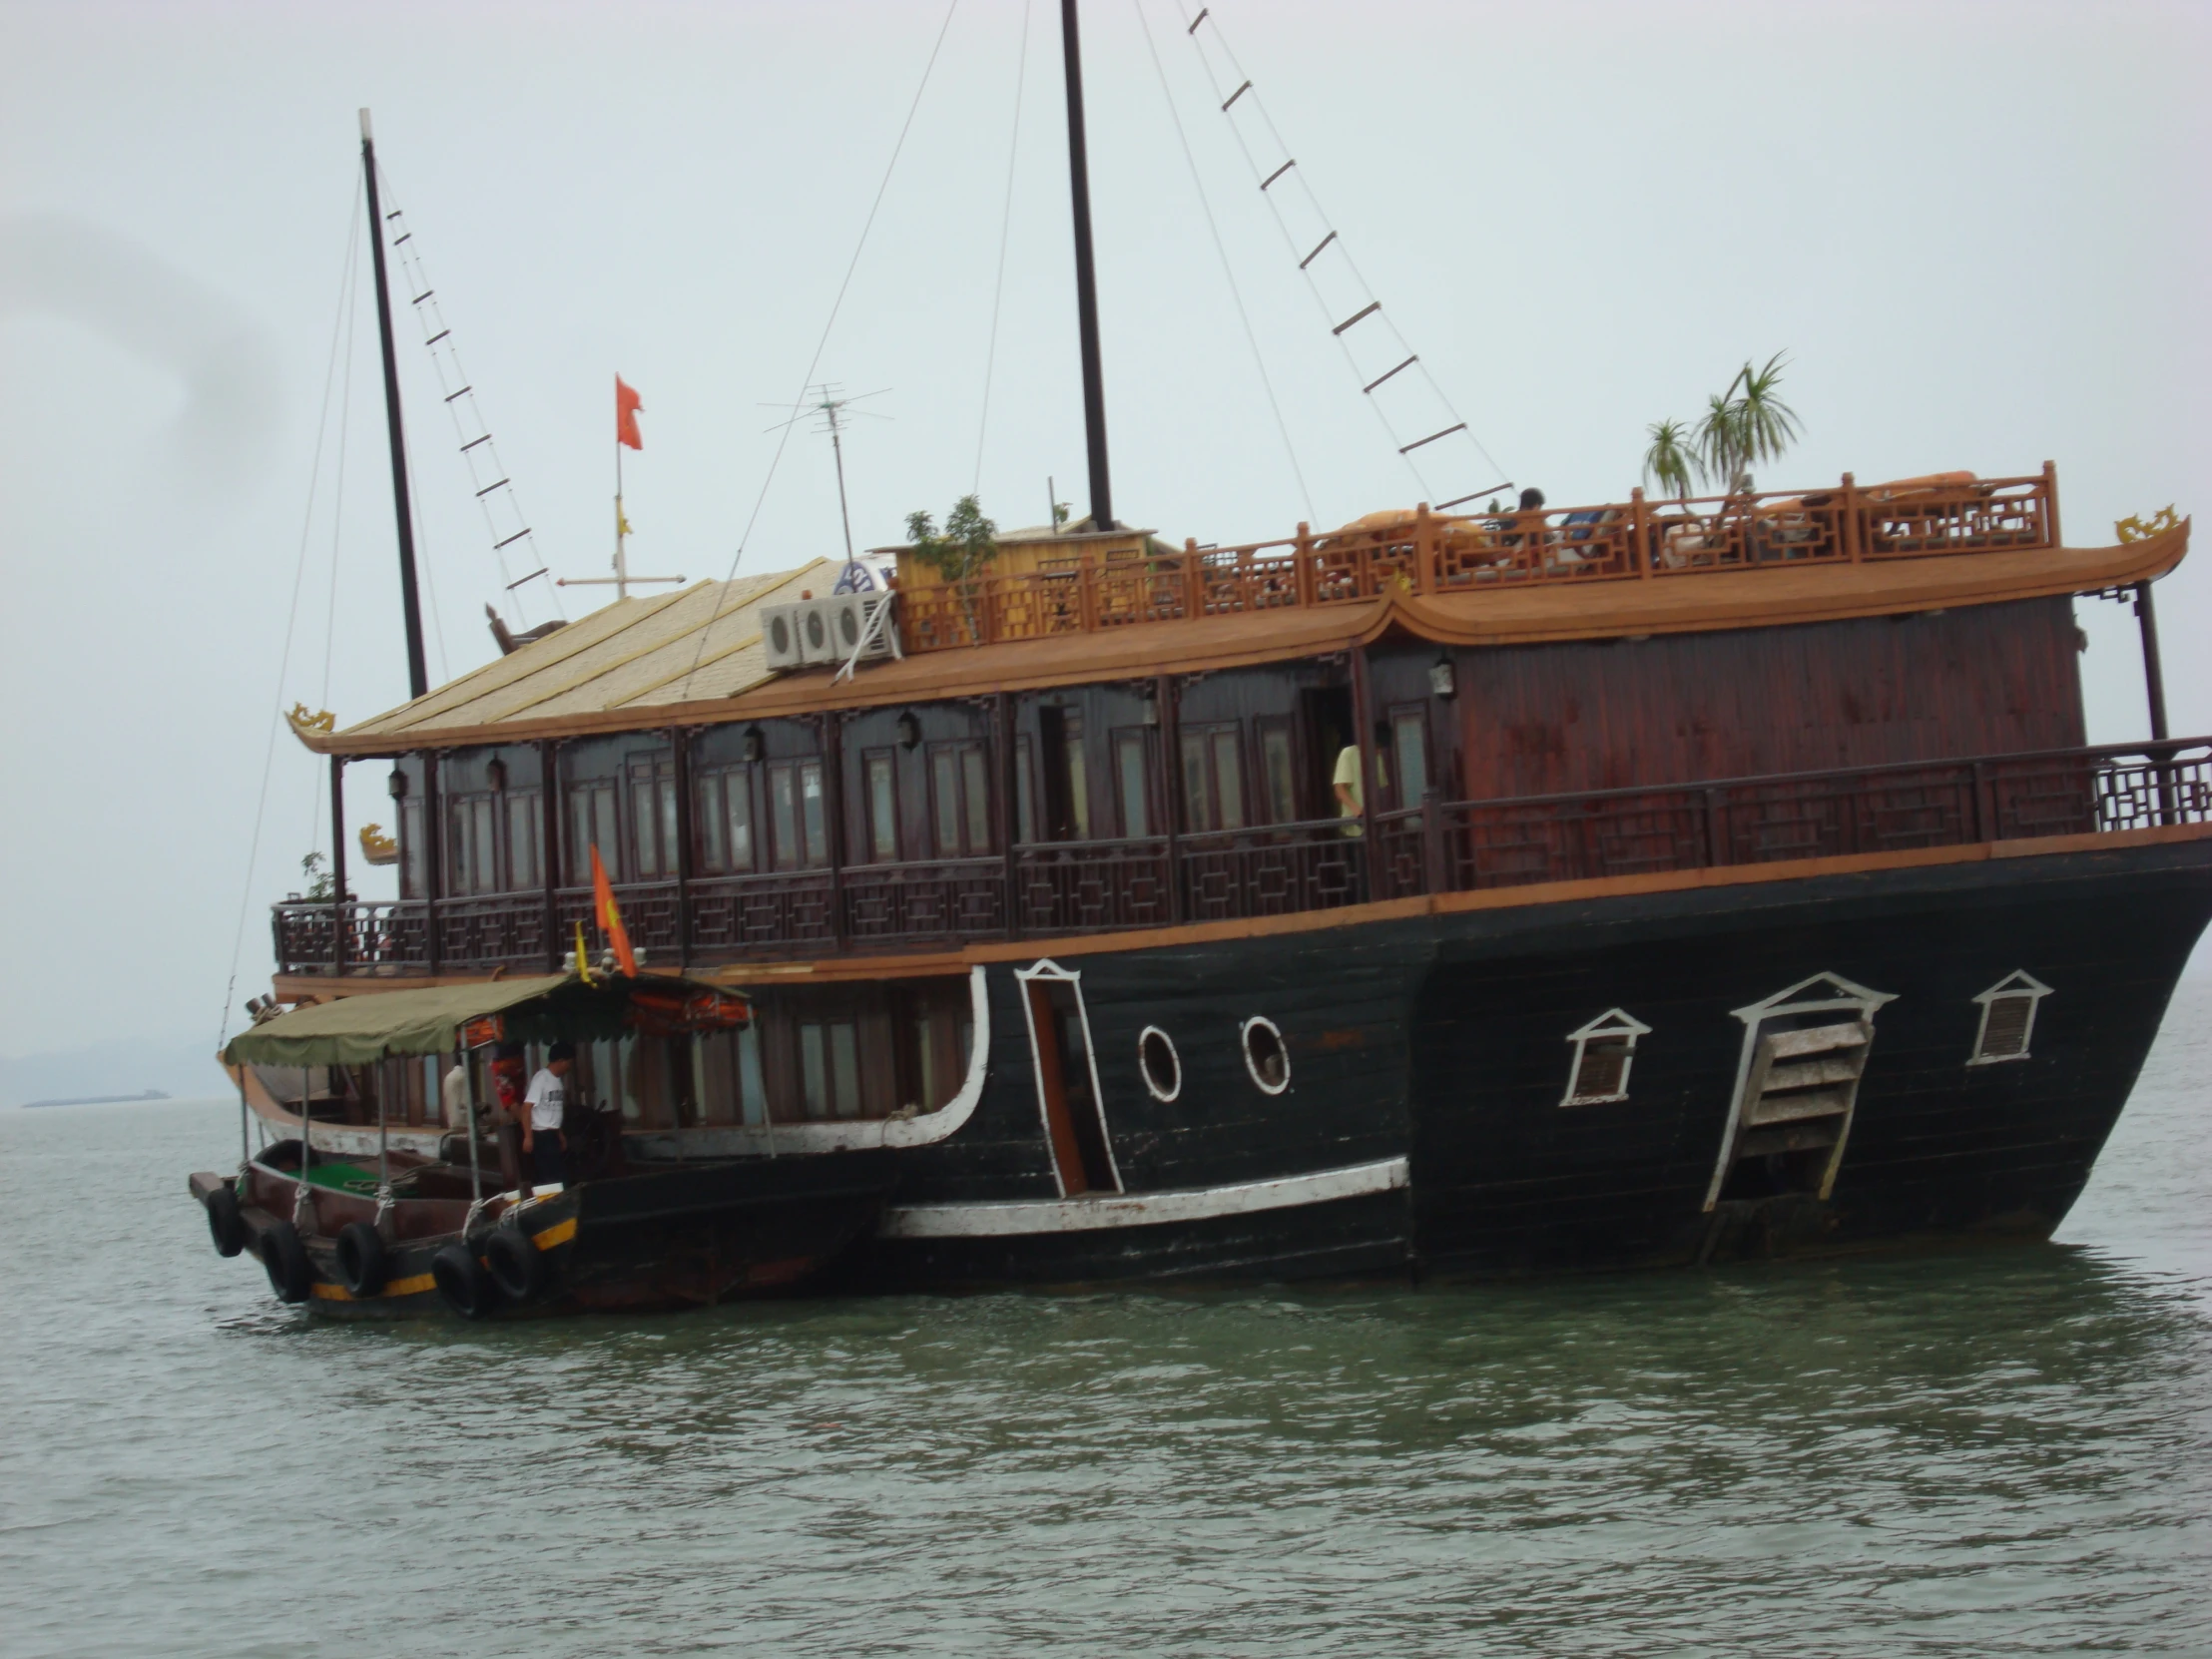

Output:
xmin=1333 ymin=745 xmax=1365 ymax=836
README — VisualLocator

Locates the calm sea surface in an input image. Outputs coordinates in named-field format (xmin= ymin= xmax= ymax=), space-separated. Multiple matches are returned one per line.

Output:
xmin=5 ymin=988 xmax=2211 ymax=1658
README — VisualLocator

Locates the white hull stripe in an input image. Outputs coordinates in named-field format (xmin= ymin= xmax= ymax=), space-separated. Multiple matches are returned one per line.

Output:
xmin=877 ymin=1156 xmax=1408 ymax=1238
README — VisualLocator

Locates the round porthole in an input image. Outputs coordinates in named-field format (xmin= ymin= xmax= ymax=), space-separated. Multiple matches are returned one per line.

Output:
xmin=1242 ymin=1016 xmax=1290 ymax=1094
xmin=1138 ymin=1026 xmax=1181 ymax=1102
xmin=769 ymin=614 xmax=792 ymax=657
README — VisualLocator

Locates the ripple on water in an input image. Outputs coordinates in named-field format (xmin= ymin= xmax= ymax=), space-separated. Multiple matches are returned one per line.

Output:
xmin=4 ymin=986 xmax=2212 ymax=1657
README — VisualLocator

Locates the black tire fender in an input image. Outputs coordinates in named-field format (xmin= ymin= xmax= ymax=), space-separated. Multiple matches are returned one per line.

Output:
xmin=260 ymin=1219 xmax=312 ymax=1305
xmin=483 ymin=1226 xmax=547 ymax=1304
xmin=431 ymin=1242 xmax=503 ymax=1321
xmin=205 ymin=1183 xmax=247 ymax=1258
xmin=335 ymin=1221 xmax=388 ymax=1299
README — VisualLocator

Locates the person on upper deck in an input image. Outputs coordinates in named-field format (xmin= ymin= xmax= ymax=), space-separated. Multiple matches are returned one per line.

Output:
xmin=522 ymin=1043 xmax=576 ymax=1191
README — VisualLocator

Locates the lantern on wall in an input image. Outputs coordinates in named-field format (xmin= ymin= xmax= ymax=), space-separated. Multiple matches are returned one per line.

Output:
xmin=486 ymin=757 xmax=508 ymax=792
xmin=742 ymin=726 xmax=767 ymax=764
xmin=895 ymin=710 xmax=921 ymax=751
xmin=1428 ymin=657 xmax=1456 ymax=699
xmin=387 ymin=767 xmax=409 ymax=799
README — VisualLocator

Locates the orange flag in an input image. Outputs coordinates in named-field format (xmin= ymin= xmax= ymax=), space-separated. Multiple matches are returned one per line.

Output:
xmin=589 ymin=843 xmax=639 ymax=976
xmin=616 ymin=376 xmax=644 ymax=450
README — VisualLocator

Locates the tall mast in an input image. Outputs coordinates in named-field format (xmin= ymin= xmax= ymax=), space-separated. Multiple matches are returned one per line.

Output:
xmin=359 ymin=109 xmax=429 ymax=700
xmin=1059 ymin=0 xmax=1114 ymax=533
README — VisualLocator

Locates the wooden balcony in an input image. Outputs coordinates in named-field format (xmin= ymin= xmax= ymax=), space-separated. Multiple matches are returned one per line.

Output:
xmin=273 ymin=736 xmax=2208 ymax=978
xmin=893 ymin=469 xmax=2059 ymax=653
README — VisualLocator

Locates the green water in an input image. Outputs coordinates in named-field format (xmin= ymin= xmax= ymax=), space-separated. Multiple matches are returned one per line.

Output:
xmin=4 ymin=986 xmax=2210 ymax=1657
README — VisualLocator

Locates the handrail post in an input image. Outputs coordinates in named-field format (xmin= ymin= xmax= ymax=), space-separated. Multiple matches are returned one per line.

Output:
xmin=671 ymin=727 xmax=693 ymax=970
xmin=997 ymin=690 xmax=1021 ymax=938
xmin=2042 ymin=458 xmax=2061 ymax=548
xmin=1352 ymin=646 xmax=1384 ymax=899
xmin=1295 ymin=521 xmax=1316 ymax=608
xmin=1969 ymin=760 xmax=1987 ymax=842
xmin=1630 ymin=486 xmax=1650 ymax=579
xmin=1412 ymin=503 xmax=1435 ymax=595
xmin=1420 ymin=786 xmax=1445 ymax=893
xmin=422 ymin=751 xmax=442 ymax=975
xmin=1077 ymin=546 xmax=1098 ymax=633
xmin=1184 ymin=537 xmax=1202 ymax=619
xmin=1157 ymin=672 xmax=1185 ymax=922
xmin=1703 ymin=786 xmax=1727 ymax=867
xmin=824 ymin=712 xmax=847 ymax=949
xmin=1840 ymin=472 xmax=1861 ymax=563
xmin=540 ymin=740 xmax=561 ymax=971
xmin=329 ymin=755 xmax=348 ymax=977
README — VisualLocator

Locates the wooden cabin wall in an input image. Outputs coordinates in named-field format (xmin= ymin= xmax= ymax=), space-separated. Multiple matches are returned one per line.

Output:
xmin=837 ymin=702 xmax=996 ymax=864
xmin=692 ymin=717 xmax=827 ymax=876
xmin=1013 ymin=684 xmax=1161 ymax=841
xmin=1434 ymin=597 xmax=2086 ymax=801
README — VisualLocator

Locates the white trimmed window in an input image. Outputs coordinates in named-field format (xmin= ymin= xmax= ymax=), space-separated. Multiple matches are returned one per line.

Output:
xmin=1561 ymin=1009 xmax=1652 ymax=1106
xmin=1970 ymin=971 xmax=2051 ymax=1064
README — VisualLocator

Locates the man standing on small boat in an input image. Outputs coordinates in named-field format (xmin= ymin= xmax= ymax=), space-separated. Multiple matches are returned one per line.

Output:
xmin=522 ymin=1044 xmax=576 ymax=1191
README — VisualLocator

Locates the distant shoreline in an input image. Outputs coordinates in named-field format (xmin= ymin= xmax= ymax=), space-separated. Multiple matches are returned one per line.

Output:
xmin=18 ymin=1090 xmax=173 ymax=1109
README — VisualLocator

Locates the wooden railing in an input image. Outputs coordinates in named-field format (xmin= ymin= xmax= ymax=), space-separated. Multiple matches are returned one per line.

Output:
xmin=895 ymin=468 xmax=2060 ymax=653
xmin=272 ymin=737 xmax=2207 ymax=976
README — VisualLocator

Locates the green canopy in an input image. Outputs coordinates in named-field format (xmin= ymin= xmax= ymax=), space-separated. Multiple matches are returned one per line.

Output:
xmin=221 ymin=973 xmax=747 ymax=1068
xmin=222 ymin=975 xmax=572 ymax=1068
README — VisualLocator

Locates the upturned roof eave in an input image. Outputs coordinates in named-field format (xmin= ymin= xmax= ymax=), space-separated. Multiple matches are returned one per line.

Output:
xmin=293 ymin=525 xmax=2187 ymax=757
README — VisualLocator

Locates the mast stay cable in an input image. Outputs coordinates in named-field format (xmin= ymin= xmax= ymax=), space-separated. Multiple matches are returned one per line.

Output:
xmin=1173 ymin=4 xmax=1511 ymax=512
xmin=973 ymin=0 xmax=1034 ymax=495
xmin=372 ymin=163 xmax=563 ymax=627
xmin=1131 ymin=0 xmax=1314 ymax=524
xmin=679 ymin=0 xmax=963 ymax=695
xmin=307 ymin=219 xmax=362 ymax=861
xmin=215 ymin=178 xmax=364 ymax=1056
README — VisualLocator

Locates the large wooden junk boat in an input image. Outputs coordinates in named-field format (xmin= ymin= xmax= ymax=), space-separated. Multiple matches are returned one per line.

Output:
xmin=215 ymin=7 xmax=2207 ymax=1292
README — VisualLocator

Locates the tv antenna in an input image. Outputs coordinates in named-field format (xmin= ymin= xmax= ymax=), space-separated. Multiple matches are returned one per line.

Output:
xmin=763 ymin=383 xmax=889 ymax=587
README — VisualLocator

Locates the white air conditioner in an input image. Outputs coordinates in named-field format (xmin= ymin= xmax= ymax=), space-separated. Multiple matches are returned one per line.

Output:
xmin=797 ymin=599 xmax=837 ymax=665
xmin=825 ymin=592 xmax=898 ymax=665
xmin=761 ymin=602 xmax=806 ymax=672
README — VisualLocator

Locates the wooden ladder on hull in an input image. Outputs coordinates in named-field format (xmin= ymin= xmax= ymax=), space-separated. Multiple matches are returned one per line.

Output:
xmin=1726 ymin=1019 xmax=1872 ymax=1191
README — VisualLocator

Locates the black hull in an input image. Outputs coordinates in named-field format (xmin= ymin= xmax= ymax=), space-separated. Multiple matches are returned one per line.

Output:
xmin=845 ymin=835 xmax=2212 ymax=1287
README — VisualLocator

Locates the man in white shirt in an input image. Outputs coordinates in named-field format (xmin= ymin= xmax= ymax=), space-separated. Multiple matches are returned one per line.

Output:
xmin=522 ymin=1043 xmax=576 ymax=1190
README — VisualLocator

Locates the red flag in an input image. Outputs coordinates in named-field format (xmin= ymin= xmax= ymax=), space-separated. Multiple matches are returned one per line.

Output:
xmin=616 ymin=376 xmax=644 ymax=450
xmin=589 ymin=843 xmax=639 ymax=977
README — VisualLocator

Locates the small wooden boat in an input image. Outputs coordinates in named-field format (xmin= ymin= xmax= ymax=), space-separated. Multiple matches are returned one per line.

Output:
xmin=191 ymin=973 xmax=893 ymax=1318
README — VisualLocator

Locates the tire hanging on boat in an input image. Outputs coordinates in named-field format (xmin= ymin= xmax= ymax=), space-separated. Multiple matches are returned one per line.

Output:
xmin=431 ymin=1242 xmax=503 ymax=1320
xmin=482 ymin=1227 xmax=547 ymax=1304
xmin=260 ymin=1220 xmax=312 ymax=1304
xmin=204 ymin=1183 xmax=247 ymax=1258
xmin=335 ymin=1221 xmax=388 ymax=1299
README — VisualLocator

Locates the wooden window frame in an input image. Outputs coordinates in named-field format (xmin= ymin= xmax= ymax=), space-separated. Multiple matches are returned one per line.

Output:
xmin=1255 ymin=717 xmax=1299 ymax=827
xmin=926 ymin=739 xmax=994 ymax=858
xmin=1969 ymin=970 xmax=2052 ymax=1065
xmin=1110 ymin=727 xmax=1156 ymax=840
xmin=1178 ymin=721 xmax=1249 ymax=833
xmin=1559 ymin=1008 xmax=1653 ymax=1106
xmin=862 ymin=748 xmax=901 ymax=864
xmin=694 ymin=763 xmax=759 ymax=875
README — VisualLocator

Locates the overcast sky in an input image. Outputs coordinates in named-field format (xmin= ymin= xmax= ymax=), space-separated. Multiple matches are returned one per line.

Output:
xmin=2 ymin=0 xmax=2207 ymax=1063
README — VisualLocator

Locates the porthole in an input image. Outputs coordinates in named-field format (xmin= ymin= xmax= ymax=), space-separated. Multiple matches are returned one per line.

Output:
xmin=1242 ymin=1016 xmax=1290 ymax=1094
xmin=1138 ymin=1026 xmax=1181 ymax=1102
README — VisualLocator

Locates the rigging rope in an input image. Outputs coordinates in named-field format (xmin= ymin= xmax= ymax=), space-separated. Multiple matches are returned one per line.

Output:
xmin=307 ymin=234 xmax=361 ymax=860
xmin=680 ymin=0 xmax=963 ymax=695
xmin=1131 ymin=0 xmax=1314 ymax=524
xmin=215 ymin=178 xmax=362 ymax=1057
xmin=1173 ymin=3 xmax=1510 ymax=512
xmin=973 ymin=0 xmax=1034 ymax=496
xmin=371 ymin=162 xmax=563 ymax=627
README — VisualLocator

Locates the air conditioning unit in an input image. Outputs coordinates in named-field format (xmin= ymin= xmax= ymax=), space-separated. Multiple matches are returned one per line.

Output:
xmin=761 ymin=602 xmax=806 ymax=673
xmin=762 ymin=594 xmax=900 ymax=676
xmin=825 ymin=592 xmax=898 ymax=665
xmin=797 ymin=600 xmax=837 ymax=665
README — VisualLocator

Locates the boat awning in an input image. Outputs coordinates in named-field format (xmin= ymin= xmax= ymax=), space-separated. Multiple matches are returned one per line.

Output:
xmin=221 ymin=974 xmax=747 ymax=1067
